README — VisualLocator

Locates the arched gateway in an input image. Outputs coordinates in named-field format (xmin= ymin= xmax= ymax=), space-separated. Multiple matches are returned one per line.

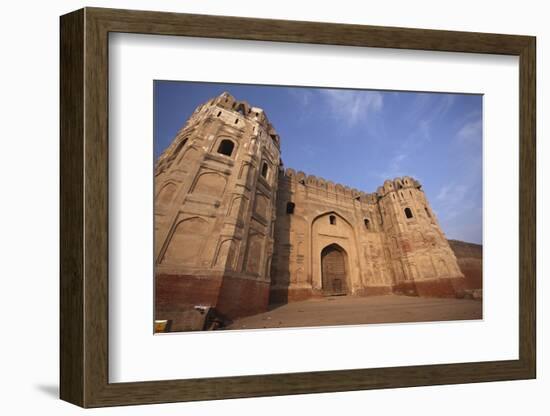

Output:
xmin=321 ymin=244 xmax=348 ymax=296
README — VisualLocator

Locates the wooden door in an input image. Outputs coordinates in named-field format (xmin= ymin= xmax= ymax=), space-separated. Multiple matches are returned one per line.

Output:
xmin=321 ymin=245 xmax=347 ymax=296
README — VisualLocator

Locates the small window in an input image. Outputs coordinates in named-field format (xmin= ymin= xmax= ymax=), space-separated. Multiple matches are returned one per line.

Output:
xmin=217 ymin=111 xmax=222 ymax=117
xmin=217 ymin=139 xmax=235 ymax=157
xmin=174 ymin=138 xmax=188 ymax=155
xmin=261 ymin=162 xmax=269 ymax=178
xmin=364 ymin=218 xmax=371 ymax=230
xmin=286 ymin=202 xmax=295 ymax=214
xmin=329 ymin=215 xmax=336 ymax=225
xmin=234 ymin=118 xmax=239 ymax=124
xmin=425 ymin=207 xmax=432 ymax=218
xmin=404 ymin=207 xmax=413 ymax=219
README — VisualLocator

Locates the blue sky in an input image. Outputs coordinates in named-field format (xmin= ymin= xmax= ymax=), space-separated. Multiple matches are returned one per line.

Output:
xmin=154 ymin=81 xmax=482 ymax=244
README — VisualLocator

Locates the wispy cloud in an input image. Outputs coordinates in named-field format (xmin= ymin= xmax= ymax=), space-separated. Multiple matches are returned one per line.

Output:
xmin=319 ymin=89 xmax=383 ymax=127
xmin=406 ymin=93 xmax=455 ymax=124
xmin=437 ymin=183 xmax=469 ymax=206
xmin=287 ymin=88 xmax=316 ymax=123
xmin=456 ymin=119 xmax=482 ymax=144
xmin=374 ymin=97 xmax=451 ymax=181
xmin=375 ymin=152 xmax=409 ymax=180
xmin=288 ymin=88 xmax=313 ymax=108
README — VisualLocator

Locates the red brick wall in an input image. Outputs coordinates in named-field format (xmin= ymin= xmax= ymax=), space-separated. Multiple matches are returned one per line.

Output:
xmin=216 ymin=276 xmax=270 ymax=319
xmin=155 ymin=273 xmax=271 ymax=329
xmin=155 ymin=273 xmax=222 ymax=315
xmin=397 ymin=277 xmax=466 ymax=298
xmin=460 ymin=262 xmax=483 ymax=289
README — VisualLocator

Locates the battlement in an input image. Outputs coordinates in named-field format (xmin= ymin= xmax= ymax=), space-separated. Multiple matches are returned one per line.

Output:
xmin=376 ymin=176 xmax=422 ymax=197
xmin=204 ymin=92 xmax=281 ymax=148
xmin=281 ymin=168 xmax=422 ymax=204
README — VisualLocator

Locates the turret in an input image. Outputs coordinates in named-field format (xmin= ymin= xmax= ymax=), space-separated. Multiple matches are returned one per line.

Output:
xmin=376 ymin=176 xmax=465 ymax=296
xmin=154 ymin=92 xmax=282 ymax=327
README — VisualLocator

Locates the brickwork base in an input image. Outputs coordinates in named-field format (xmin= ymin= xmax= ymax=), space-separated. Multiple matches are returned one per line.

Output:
xmin=155 ymin=273 xmax=270 ymax=331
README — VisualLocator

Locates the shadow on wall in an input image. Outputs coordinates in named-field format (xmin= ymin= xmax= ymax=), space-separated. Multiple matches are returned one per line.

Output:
xmin=268 ymin=178 xmax=293 ymax=306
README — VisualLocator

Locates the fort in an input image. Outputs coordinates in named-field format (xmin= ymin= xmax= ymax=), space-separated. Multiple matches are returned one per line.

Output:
xmin=154 ymin=92 xmax=474 ymax=331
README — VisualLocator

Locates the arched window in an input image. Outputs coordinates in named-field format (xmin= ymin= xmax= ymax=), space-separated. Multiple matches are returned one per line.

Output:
xmin=286 ymin=202 xmax=295 ymax=214
xmin=329 ymin=215 xmax=336 ymax=225
xmin=364 ymin=218 xmax=371 ymax=230
xmin=173 ymin=138 xmax=188 ymax=155
xmin=217 ymin=139 xmax=235 ymax=157
xmin=261 ymin=162 xmax=269 ymax=179
xmin=404 ymin=207 xmax=413 ymax=219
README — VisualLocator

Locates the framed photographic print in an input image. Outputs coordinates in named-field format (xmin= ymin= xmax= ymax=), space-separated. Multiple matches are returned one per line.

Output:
xmin=60 ymin=7 xmax=536 ymax=408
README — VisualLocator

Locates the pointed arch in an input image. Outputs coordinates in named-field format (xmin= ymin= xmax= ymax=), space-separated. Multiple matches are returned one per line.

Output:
xmin=178 ymin=146 xmax=199 ymax=165
xmin=214 ymin=238 xmax=239 ymax=270
xmin=321 ymin=243 xmax=349 ymax=295
xmin=161 ymin=217 xmax=209 ymax=265
xmin=156 ymin=182 xmax=178 ymax=206
xmin=311 ymin=210 xmax=354 ymax=230
xmin=191 ymin=171 xmax=227 ymax=198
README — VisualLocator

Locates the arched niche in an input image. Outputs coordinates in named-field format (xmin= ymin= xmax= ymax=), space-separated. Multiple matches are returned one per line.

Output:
xmin=191 ymin=171 xmax=227 ymax=198
xmin=161 ymin=217 xmax=209 ymax=265
xmin=253 ymin=192 xmax=270 ymax=219
xmin=310 ymin=211 xmax=360 ymax=293
xmin=177 ymin=146 xmax=199 ymax=165
xmin=214 ymin=238 xmax=239 ymax=270
xmin=156 ymin=182 xmax=177 ymax=207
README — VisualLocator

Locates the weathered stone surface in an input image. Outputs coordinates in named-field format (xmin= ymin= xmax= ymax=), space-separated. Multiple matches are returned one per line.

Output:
xmin=154 ymin=92 xmax=472 ymax=330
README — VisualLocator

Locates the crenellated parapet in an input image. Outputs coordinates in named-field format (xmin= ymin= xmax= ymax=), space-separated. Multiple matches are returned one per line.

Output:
xmin=281 ymin=169 xmax=421 ymax=206
xmin=376 ymin=176 xmax=422 ymax=198
xmin=205 ymin=92 xmax=281 ymax=150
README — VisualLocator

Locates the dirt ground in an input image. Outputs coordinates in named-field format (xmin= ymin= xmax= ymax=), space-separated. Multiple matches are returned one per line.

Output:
xmin=225 ymin=295 xmax=482 ymax=330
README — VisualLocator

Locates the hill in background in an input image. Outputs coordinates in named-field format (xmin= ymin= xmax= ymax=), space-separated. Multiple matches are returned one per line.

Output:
xmin=448 ymin=240 xmax=482 ymax=290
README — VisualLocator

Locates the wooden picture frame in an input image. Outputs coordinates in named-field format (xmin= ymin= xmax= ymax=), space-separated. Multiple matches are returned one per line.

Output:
xmin=60 ymin=7 xmax=536 ymax=408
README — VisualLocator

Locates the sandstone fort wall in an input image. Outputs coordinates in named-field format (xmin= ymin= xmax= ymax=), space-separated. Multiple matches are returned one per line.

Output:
xmin=153 ymin=92 xmax=469 ymax=329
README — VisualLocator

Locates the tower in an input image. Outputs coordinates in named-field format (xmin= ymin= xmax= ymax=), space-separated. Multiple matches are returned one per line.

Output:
xmin=154 ymin=92 xmax=281 ymax=328
xmin=376 ymin=176 xmax=466 ymax=297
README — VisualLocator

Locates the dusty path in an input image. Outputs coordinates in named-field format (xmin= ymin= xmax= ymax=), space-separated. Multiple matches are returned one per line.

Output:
xmin=225 ymin=295 xmax=482 ymax=330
